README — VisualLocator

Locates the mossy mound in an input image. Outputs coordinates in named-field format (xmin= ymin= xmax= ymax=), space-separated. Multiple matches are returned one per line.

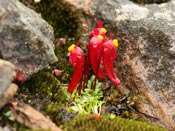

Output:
xmin=63 ymin=114 xmax=168 ymax=131
xmin=16 ymin=71 xmax=76 ymax=126
xmin=44 ymin=103 xmax=77 ymax=126
xmin=17 ymin=71 xmax=67 ymax=109
xmin=130 ymin=0 xmax=169 ymax=4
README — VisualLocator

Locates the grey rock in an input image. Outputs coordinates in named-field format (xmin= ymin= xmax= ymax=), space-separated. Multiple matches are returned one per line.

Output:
xmin=0 ymin=0 xmax=57 ymax=76
xmin=0 ymin=59 xmax=15 ymax=93
xmin=90 ymin=0 xmax=175 ymax=130
xmin=0 ymin=59 xmax=18 ymax=109
xmin=0 ymin=126 xmax=13 ymax=131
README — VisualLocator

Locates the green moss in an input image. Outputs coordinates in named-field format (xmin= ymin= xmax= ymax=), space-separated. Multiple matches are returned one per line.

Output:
xmin=44 ymin=103 xmax=65 ymax=125
xmin=16 ymin=71 xmax=76 ymax=126
xmin=54 ymin=46 xmax=73 ymax=82
xmin=63 ymin=114 xmax=168 ymax=131
xmin=43 ymin=102 xmax=77 ymax=126
xmin=17 ymin=71 xmax=68 ymax=112
xmin=37 ymin=0 xmax=81 ymax=38
xmin=22 ymin=71 xmax=67 ymax=102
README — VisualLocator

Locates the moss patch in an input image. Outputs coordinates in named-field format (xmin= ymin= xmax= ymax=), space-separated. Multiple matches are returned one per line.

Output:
xmin=15 ymin=70 xmax=76 ymax=126
xmin=44 ymin=103 xmax=77 ymax=126
xmin=17 ymin=71 xmax=67 ymax=110
xmin=63 ymin=114 xmax=168 ymax=131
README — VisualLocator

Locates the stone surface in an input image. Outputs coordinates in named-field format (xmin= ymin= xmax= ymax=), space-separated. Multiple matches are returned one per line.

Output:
xmin=66 ymin=0 xmax=175 ymax=130
xmin=0 ymin=59 xmax=18 ymax=109
xmin=12 ymin=104 xmax=62 ymax=131
xmin=0 ymin=0 xmax=57 ymax=76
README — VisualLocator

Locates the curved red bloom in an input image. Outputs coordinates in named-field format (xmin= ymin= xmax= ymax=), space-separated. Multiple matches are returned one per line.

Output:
xmin=89 ymin=21 xmax=107 ymax=39
xmin=67 ymin=21 xmax=121 ymax=93
xmin=101 ymin=39 xmax=121 ymax=85
xmin=87 ymin=34 xmax=105 ymax=79
xmin=67 ymin=44 xmax=85 ymax=93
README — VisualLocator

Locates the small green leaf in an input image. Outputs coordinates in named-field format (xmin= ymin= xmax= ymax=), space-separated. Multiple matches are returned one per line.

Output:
xmin=70 ymin=75 xmax=104 ymax=114
xmin=3 ymin=111 xmax=15 ymax=121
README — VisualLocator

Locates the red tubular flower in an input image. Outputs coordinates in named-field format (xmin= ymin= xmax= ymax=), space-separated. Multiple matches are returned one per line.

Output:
xmin=101 ymin=39 xmax=121 ymax=85
xmin=87 ymin=31 xmax=105 ymax=79
xmin=67 ymin=44 xmax=85 ymax=93
xmin=89 ymin=21 xmax=107 ymax=39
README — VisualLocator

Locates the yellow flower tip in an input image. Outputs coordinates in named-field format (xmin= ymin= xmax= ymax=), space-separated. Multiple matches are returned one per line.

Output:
xmin=98 ymin=35 xmax=104 ymax=41
xmin=113 ymin=39 xmax=119 ymax=47
xmin=101 ymin=27 xmax=107 ymax=34
xmin=68 ymin=44 xmax=75 ymax=52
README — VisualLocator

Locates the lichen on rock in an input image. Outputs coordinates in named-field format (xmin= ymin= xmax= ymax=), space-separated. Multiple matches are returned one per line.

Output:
xmin=0 ymin=59 xmax=17 ymax=109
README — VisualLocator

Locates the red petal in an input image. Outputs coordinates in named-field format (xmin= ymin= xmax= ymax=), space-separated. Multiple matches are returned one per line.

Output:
xmin=87 ymin=37 xmax=105 ymax=78
xmin=68 ymin=46 xmax=85 ymax=92
xmin=109 ymin=33 xmax=114 ymax=39
xmin=67 ymin=58 xmax=85 ymax=92
xmin=102 ymin=44 xmax=121 ymax=85
xmin=69 ymin=45 xmax=84 ymax=67
xmin=93 ymin=29 xmax=99 ymax=36
xmin=96 ymin=21 xmax=103 ymax=28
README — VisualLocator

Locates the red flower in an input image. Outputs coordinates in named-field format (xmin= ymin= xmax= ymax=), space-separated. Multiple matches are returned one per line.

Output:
xmin=89 ymin=21 xmax=107 ymax=39
xmin=87 ymin=32 xmax=105 ymax=79
xmin=67 ymin=22 xmax=121 ymax=93
xmin=101 ymin=38 xmax=121 ymax=85
xmin=67 ymin=44 xmax=85 ymax=92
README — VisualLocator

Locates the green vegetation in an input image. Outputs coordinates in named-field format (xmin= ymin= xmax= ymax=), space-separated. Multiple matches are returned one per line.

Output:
xmin=63 ymin=114 xmax=168 ymax=131
xmin=18 ymin=71 xmax=67 ymax=108
xmin=70 ymin=75 xmax=105 ymax=114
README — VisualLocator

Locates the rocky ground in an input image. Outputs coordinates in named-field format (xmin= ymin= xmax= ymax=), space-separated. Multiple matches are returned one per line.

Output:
xmin=0 ymin=0 xmax=174 ymax=131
